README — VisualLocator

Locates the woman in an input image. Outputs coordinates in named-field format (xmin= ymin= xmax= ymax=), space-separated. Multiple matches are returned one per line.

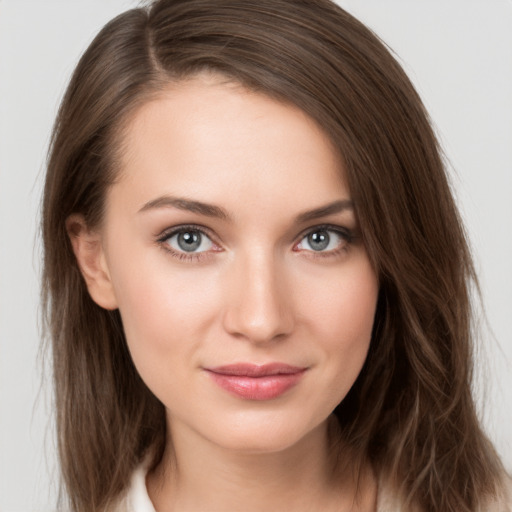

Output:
xmin=41 ymin=0 xmax=510 ymax=511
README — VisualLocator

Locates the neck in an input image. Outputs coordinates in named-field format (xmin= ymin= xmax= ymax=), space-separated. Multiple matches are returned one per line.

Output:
xmin=146 ymin=416 xmax=377 ymax=512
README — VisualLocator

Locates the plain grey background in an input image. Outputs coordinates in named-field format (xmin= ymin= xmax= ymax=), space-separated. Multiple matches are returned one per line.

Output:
xmin=0 ymin=1 xmax=511 ymax=510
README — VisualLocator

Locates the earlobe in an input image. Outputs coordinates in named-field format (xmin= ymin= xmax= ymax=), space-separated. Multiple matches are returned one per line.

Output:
xmin=66 ymin=214 xmax=118 ymax=310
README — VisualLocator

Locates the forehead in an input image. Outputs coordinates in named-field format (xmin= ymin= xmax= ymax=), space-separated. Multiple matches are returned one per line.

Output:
xmin=110 ymin=75 xmax=349 ymax=216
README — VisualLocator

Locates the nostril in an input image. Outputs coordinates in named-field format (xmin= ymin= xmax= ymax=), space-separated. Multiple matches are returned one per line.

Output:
xmin=222 ymin=310 xmax=293 ymax=344
xmin=222 ymin=290 xmax=294 ymax=344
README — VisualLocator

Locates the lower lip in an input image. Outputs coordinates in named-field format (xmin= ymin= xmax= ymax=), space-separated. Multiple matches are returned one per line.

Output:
xmin=206 ymin=370 xmax=306 ymax=400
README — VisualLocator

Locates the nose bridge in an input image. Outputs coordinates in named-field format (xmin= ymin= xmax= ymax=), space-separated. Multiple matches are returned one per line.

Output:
xmin=222 ymin=247 xmax=293 ymax=343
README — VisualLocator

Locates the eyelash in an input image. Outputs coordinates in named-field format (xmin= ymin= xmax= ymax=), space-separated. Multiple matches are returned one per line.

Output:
xmin=156 ymin=224 xmax=219 ymax=262
xmin=156 ymin=223 xmax=356 ymax=262
xmin=293 ymin=224 xmax=355 ymax=259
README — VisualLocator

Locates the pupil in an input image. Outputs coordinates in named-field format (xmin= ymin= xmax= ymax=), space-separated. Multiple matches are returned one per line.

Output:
xmin=177 ymin=231 xmax=201 ymax=252
xmin=308 ymin=230 xmax=330 ymax=251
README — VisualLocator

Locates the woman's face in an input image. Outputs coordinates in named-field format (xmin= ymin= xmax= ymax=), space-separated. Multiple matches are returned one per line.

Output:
xmin=95 ymin=75 xmax=378 ymax=453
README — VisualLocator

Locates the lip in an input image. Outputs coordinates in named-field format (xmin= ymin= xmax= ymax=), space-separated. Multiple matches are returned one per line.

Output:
xmin=204 ymin=363 xmax=307 ymax=400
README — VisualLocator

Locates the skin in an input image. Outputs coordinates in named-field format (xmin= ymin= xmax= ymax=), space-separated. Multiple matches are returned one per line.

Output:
xmin=69 ymin=74 xmax=379 ymax=511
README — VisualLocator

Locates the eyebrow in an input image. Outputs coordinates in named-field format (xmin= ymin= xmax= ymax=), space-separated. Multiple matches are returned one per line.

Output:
xmin=138 ymin=195 xmax=353 ymax=223
xmin=138 ymin=196 xmax=230 ymax=220
xmin=294 ymin=199 xmax=354 ymax=223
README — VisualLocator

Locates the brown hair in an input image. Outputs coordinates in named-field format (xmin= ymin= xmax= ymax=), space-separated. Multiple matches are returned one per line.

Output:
xmin=42 ymin=1 xmax=507 ymax=510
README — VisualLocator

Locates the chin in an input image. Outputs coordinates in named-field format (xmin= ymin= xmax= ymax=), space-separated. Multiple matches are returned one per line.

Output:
xmin=198 ymin=410 xmax=329 ymax=455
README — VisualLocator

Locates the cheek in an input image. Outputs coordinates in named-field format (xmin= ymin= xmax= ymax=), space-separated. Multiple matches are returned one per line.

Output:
xmin=299 ymin=259 xmax=378 ymax=394
xmin=107 ymin=248 xmax=221 ymax=377
xmin=301 ymin=258 xmax=378 ymax=344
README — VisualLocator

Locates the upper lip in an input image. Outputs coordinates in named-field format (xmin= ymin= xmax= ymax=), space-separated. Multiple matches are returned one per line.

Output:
xmin=205 ymin=363 xmax=307 ymax=377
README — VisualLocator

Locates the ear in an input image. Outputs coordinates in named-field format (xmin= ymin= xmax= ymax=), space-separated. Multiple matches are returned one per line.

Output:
xmin=66 ymin=214 xmax=118 ymax=310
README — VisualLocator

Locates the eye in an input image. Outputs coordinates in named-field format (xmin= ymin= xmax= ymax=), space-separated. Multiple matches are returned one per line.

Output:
xmin=162 ymin=227 xmax=214 ymax=254
xmin=295 ymin=227 xmax=351 ymax=253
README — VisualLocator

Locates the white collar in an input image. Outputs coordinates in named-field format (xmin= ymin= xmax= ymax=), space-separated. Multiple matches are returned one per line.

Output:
xmin=121 ymin=461 xmax=156 ymax=512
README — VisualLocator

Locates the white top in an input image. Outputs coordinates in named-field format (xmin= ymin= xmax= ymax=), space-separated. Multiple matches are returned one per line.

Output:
xmin=116 ymin=463 xmax=156 ymax=511
xmin=113 ymin=462 xmax=510 ymax=512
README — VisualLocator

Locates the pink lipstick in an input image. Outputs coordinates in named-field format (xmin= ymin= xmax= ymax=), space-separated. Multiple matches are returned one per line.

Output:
xmin=204 ymin=363 xmax=307 ymax=400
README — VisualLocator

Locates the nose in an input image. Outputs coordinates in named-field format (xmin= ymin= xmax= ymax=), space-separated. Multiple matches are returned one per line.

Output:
xmin=222 ymin=251 xmax=295 ymax=344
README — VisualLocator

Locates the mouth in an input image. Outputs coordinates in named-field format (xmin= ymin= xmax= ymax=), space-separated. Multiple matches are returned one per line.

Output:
xmin=204 ymin=363 xmax=308 ymax=400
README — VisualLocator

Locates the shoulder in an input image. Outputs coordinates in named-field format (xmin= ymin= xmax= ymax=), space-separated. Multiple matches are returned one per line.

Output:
xmin=110 ymin=462 xmax=156 ymax=512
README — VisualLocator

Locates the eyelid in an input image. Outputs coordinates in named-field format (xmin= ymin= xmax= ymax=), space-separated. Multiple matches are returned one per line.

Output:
xmin=156 ymin=223 xmax=217 ymax=243
xmin=156 ymin=224 xmax=223 ymax=260
xmin=293 ymin=223 xmax=356 ymax=253
xmin=296 ymin=223 xmax=355 ymax=242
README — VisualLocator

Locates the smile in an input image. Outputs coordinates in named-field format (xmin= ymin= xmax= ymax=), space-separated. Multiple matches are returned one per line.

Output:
xmin=204 ymin=363 xmax=308 ymax=400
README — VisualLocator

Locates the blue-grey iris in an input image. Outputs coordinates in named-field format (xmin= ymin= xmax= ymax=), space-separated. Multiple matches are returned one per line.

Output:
xmin=308 ymin=230 xmax=329 ymax=251
xmin=177 ymin=231 xmax=201 ymax=252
